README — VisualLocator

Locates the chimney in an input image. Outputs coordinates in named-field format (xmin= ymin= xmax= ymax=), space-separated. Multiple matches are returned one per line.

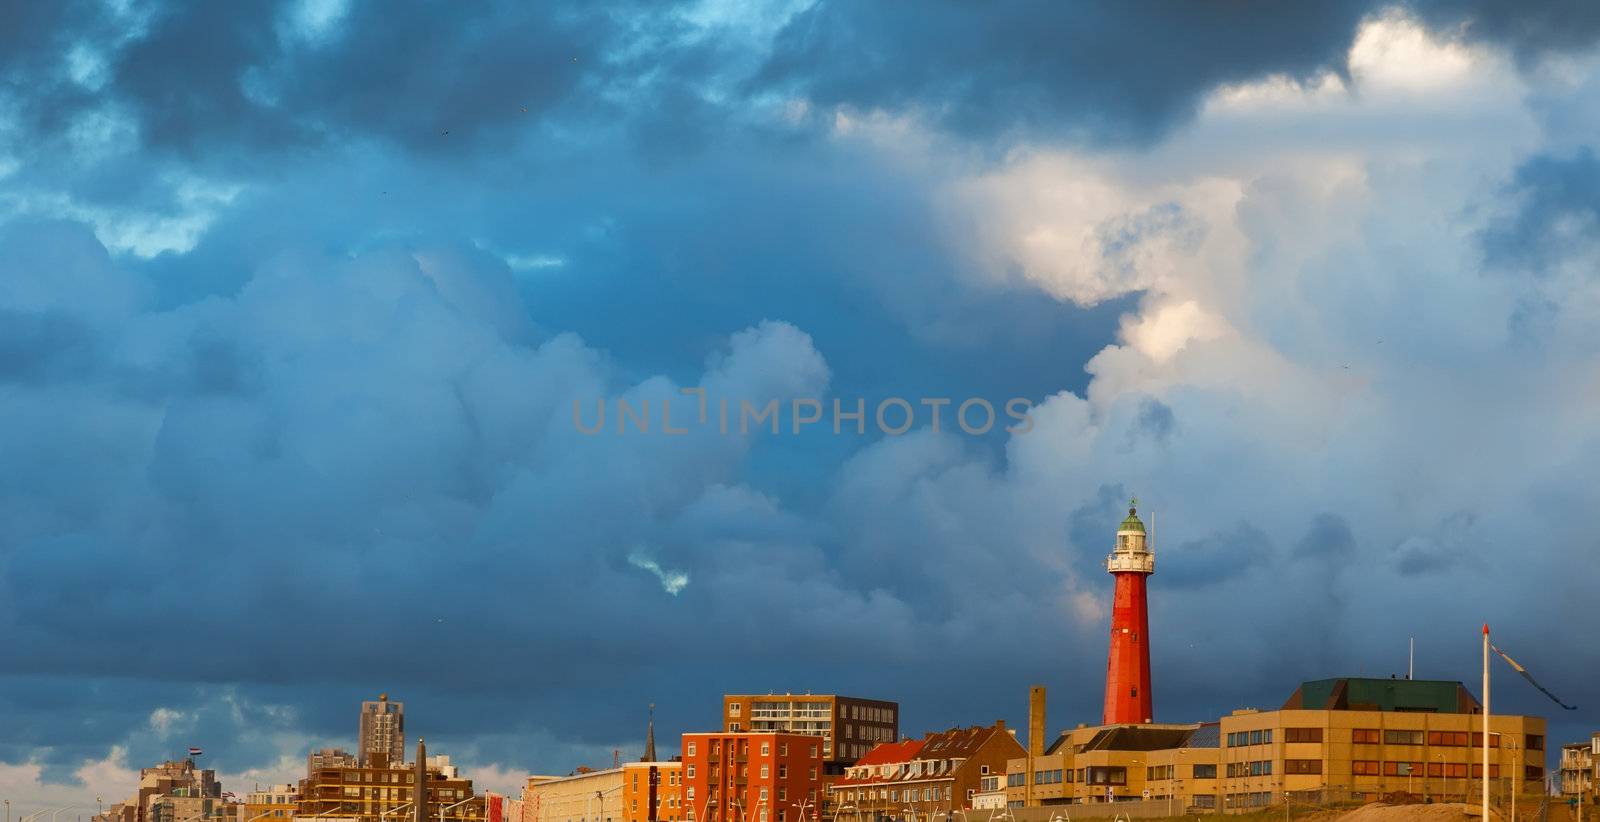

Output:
xmin=1028 ymin=686 xmax=1046 ymax=758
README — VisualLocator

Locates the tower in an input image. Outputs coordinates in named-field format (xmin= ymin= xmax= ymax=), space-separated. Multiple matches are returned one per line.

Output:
xmin=1102 ymin=499 xmax=1155 ymax=725
xmin=644 ymin=703 xmax=657 ymax=762
xmin=359 ymin=693 xmax=405 ymax=767
xmin=413 ymin=738 xmax=429 ymax=822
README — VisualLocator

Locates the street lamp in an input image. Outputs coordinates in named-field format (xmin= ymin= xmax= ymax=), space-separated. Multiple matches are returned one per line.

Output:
xmin=379 ymin=802 xmax=414 ymax=822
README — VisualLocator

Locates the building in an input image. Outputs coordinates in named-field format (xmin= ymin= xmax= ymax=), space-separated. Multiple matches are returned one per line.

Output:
xmin=361 ymin=694 xmax=406 ymax=767
xmin=99 ymin=759 xmax=225 ymax=822
xmin=525 ymin=710 xmax=681 ymax=822
xmin=1005 ymin=678 xmax=1547 ymax=812
xmin=298 ymin=737 xmax=482 ymax=822
xmin=722 ymin=695 xmax=899 ymax=770
xmin=525 ymin=769 xmax=625 ymax=822
xmin=1006 ymin=722 xmax=1221 ymax=809
xmin=831 ymin=722 xmax=1026 ymax=821
xmin=1103 ymin=500 xmax=1155 ymax=725
xmin=242 ymin=784 xmax=299 ymax=821
xmin=1560 ymin=733 xmax=1599 ymax=800
xmin=623 ymin=761 xmax=685 ymax=822
xmin=681 ymin=732 xmax=826 ymax=822
xmin=310 ymin=749 xmax=362 ymax=770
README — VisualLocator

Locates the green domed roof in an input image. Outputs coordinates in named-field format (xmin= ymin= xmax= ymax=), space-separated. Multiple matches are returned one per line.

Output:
xmin=1119 ymin=499 xmax=1145 ymax=532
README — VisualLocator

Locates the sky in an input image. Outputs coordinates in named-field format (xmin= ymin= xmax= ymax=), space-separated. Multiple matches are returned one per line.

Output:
xmin=4 ymin=0 xmax=1600 ymax=808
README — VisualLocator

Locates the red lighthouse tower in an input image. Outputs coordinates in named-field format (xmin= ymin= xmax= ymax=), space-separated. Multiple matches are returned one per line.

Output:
xmin=1102 ymin=499 xmax=1154 ymax=725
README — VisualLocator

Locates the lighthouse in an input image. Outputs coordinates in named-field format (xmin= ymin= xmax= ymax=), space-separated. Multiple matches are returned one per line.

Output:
xmin=1103 ymin=499 xmax=1155 ymax=725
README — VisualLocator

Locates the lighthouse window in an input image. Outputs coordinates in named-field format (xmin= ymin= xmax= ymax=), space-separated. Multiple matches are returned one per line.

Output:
xmin=1131 ymin=688 xmax=1138 ymax=698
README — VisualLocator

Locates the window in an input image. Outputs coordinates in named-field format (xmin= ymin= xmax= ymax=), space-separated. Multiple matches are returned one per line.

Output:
xmin=808 ymin=768 xmax=817 ymax=780
xmin=1383 ymin=762 xmax=1419 ymax=776
xmin=1192 ymin=764 xmax=1216 ymax=779
xmin=1352 ymin=761 xmax=1380 ymax=776
xmin=780 ymin=744 xmax=788 ymax=756
xmin=778 ymin=789 xmax=786 ymax=802
xmin=1428 ymin=731 xmax=1469 ymax=747
xmin=1285 ymin=728 xmax=1323 ymax=744
xmin=760 ymin=766 xmax=769 ymax=779
xmin=810 ymin=746 xmax=818 ymax=758
xmin=730 ymin=723 xmax=741 ymax=732
xmin=1526 ymin=735 xmax=1545 ymax=751
xmin=688 ymin=743 xmax=697 ymax=756
xmin=1352 ymin=729 xmax=1380 ymax=745
xmin=1007 ymin=774 xmax=1024 ymax=788
xmin=729 ymin=704 xmax=742 ymax=717
xmin=759 ymin=788 xmax=768 ymax=801
xmin=761 ymin=743 xmax=770 ymax=756
xmin=1471 ymin=764 xmax=1501 ymax=778
xmin=1526 ymin=765 xmax=1545 ymax=780
xmin=1471 ymin=733 xmax=1501 ymax=748
xmin=980 ymin=765 xmax=989 ymax=775
xmin=1384 ymin=730 xmax=1424 ymax=745
xmin=1284 ymin=760 xmax=1322 ymax=775
xmin=1249 ymin=730 xmax=1263 ymax=746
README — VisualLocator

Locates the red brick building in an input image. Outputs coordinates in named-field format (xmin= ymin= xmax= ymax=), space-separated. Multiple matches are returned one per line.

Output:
xmin=682 ymin=733 xmax=825 ymax=822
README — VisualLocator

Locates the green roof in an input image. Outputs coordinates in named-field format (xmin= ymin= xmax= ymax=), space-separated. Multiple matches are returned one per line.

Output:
xmin=1119 ymin=499 xmax=1145 ymax=533
xmin=1286 ymin=678 xmax=1479 ymax=714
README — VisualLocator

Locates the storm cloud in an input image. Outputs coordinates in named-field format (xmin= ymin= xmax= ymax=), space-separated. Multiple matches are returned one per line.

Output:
xmin=3 ymin=0 xmax=1600 ymax=811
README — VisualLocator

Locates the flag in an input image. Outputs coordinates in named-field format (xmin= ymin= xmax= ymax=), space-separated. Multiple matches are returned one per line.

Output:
xmin=189 ymin=747 xmax=204 ymax=756
xmin=1491 ymin=642 xmax=1578 ymax=710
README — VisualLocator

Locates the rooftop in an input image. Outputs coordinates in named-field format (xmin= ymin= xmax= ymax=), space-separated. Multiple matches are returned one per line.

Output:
xmin=1283 ymin=677 xmax=1482 ymax=714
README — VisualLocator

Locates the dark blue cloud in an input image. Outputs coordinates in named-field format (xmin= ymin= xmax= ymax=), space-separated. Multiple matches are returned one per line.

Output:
xmin=1482 ymin=147 xmax=1600 ymax=274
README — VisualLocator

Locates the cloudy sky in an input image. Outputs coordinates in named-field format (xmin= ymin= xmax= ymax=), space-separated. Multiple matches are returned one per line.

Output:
xmin=5 ymin=0 xmax=1600 ymax=807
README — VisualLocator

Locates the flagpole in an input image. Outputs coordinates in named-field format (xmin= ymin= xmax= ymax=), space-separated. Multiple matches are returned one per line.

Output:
xmin=1482 ymin=624 xmax=1490 ymax=822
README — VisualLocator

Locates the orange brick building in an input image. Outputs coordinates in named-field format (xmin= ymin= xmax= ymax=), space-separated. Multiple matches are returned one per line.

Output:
xmin=623 ymin=761 xmax=684 ymax=822
xmin=682 ymin=733 xmax=824 ymax=822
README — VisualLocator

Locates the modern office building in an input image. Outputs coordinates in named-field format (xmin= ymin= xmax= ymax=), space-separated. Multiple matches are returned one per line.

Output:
xmin=1006 ymin=678 xmax=1547 ymax=812
xmin=681 ymin=732 xmax=826 ymax=822
xmin=831 ymin=722 xmax=1026 ymax=820
xmin=360 ymin=694 xmax=406 ymax=767
xmin=722 ymin=695 xmax=898 ymax=770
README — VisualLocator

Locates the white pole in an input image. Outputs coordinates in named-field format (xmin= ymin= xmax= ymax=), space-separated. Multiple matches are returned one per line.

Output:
xmin=1482 ymin=624 xmax=1490 ymax=822
xmin=1409 ymin=638 xmax=1414 ymax=681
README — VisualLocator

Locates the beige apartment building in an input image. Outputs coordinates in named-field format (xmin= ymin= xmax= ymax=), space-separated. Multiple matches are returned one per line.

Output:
xmin=242 ymin=783 xmax=299 ymax=821
xmin=1560 ymin=733 xmax=1599 ymax=801
xmin=1006 ymin=678 xmax=1547 ymax=814
xmin=722 ymin=694 xmax=898 ymax=769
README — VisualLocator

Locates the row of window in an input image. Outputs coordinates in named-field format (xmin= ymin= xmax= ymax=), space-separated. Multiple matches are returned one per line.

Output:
xmin=1033 ymin=769 xmax=1065 ymax=785
xmin=1225 ymin=761 xmax=1273 ymax=778
xmin=833 ymin=787 xmax=952 ymax=803
xmin=685 ymin=742 xmax=821 ymax=758
xmin=1145 ymin=765 xmax=1175 ymax=781
xmin=1225 ymin=792 xmax=1275 ymax=808
xmin=1227 ymin=728 xmax=1545 ymax=751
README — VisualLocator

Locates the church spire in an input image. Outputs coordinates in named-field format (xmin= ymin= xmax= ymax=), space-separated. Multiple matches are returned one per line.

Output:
xmin=644 ymin=704 xmax=657 ymax=762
